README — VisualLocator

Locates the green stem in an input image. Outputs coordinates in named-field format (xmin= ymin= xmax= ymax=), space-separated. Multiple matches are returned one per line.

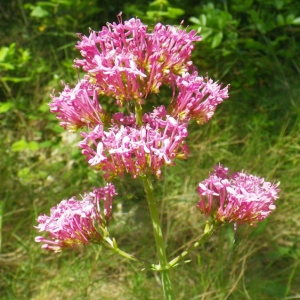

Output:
xmin=103 ymin=236 xmax=138 ymax=261
xmin=142 ymin=175 xmax=175 ymax=300
xmin=135 ymin=102 xmax=143 ymax=126
xmin=102 ymin=236 xmax=153 ymax=267
xmin=169 ymin=221 xmax=219 ymax=268
xmin=114 ymin=246 xmax=141 ymax=262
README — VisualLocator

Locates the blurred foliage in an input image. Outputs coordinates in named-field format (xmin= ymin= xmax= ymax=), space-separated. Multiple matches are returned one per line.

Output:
xmin=189 ymin=0 xmax=300 ymax=90
xmin=0 ymin=0 xmax=300 ymax=299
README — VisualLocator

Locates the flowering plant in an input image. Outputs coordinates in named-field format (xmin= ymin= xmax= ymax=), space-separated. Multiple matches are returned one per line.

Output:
xmin=35 ymin=16 xmax=280 ymax=299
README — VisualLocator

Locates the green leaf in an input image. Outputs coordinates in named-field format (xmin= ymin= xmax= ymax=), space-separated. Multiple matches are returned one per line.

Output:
xmin=200 ymin=27 xmax=213 ymax=40
xmin=35 ymin=2 xmax=56 ymax=8
xmin=276 ymin=14 xmax=285 ymax=26
xmin=38 ymin=102 xmax=50 ymax=113
xmin=273 ymin=0 xmax=284 ymax=10
xmin=167 ymin=7 xmax=184 ymax=18
xmin=292 ymin=17 xmax=300 ymax=25
xmin=0 ymin=47 xmax=9 ymax=62
xmin=11 ymin=138 xmax=28 ymax=152
xmin=39 ymin=140 xmax=53 ymax=148
xmin=221 ymin=49 xmax=233 ymax=57
xmin=1 ymin=77 xmax=31 ymax=82
xmin=211 ymin=31 xmax=223 ymax=48
xmin=51 ymin=124 xmax=65 ymax=133
xmin=11 ymin=139 xmax=40 ymax=152
xmin=20 ymin=49 xmax=31 ymax=63
xmin=146 ymin=10 xmax=167 ymax=19
xmin=0 ymin=62 xmax=15 ymax=70
xmin=286 ymin=14 xmax=295 ymax=24
xmin=30 ymin=6 xmax=49 ymax=18
xmin=189 ymin=17 xmax=201 ymax=25
xmin=7 ymin=43 xmax=16 ymax=55
xmin=17 ymin=167 xmax=31 ymax=181
xmin=232 ymin=0 xmax=254 ymax=12
xmin=199 ymin=14 xmax=207 ymax=26
xmin=149 ymin=0 xmax=169 ymax=7
xmin=27 ymin=141 xmax=40 ymax=151
xmin=242 ymin=38 xmax=265 ymax=50
xmin=0 ymin=102 xmax=14 ymax=113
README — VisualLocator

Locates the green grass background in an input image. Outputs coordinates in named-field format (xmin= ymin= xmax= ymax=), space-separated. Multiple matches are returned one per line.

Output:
xmin=1 ymin=0 xmax=300 ymax=299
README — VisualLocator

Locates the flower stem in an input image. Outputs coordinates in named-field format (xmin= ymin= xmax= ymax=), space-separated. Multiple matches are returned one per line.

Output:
xmin=142 ymin=175 xmax=175 ymax=300
xmin=102 ymin=236 xmax=138 ymax=261
xmin=168 ymin=221 xmax=219 ymax=268
xmin=102 ymin=236 xmax=154 ymax=267
xmin=135 ymin=102 xmax=143 ymax=126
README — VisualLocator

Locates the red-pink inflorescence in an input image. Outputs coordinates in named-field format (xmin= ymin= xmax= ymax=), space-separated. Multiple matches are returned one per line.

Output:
xmin=74 ymin=18 xmax=201 ymax=104
xmin=197 ymin=165 xmax=280 ymax=225
xmin=37 ymin=17 xmax=280 ymax=253
xmin=49 ymin=78 xmax=107 ymax=132
xmin=79 ymin=106 xmax=188 ymax=180
xmin=48 ymin=17 xmax=229 ymax=179
xmin=35 ymin=184 xmax=117 ymax=252
xmin=171 ymin=72 xmax=229 ymax=124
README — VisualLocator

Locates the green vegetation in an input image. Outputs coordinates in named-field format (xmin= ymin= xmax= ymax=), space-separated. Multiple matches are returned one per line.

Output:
xmin=1 ymin=0 xmax=300 ymax=299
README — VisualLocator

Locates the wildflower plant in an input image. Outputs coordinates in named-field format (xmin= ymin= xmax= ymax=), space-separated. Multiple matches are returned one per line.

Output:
xmin=35 ymin=15 xmax=280 ymax=299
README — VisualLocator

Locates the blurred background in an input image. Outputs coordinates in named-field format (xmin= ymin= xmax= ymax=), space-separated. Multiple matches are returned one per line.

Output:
xmin=1 ymin=0 xmax=300 ymax=299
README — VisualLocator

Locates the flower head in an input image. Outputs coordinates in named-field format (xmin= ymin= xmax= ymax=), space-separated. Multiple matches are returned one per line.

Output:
xmin=79 ymin=106 xmax=189 ymax=180
xmin=35 ymin=184 xmax=117 ymax=252
xmin=74 ymin=18 xmax=201 ymax=106
xmin=49 ymin=78 xmax=107 ymax=132
xmin=48 ymin=17 xmax=229 ymax=182
xmin=170 ymin=72 xmax=229 ymax=124
xmin=197 ymin=165 xmax=280 ymax=225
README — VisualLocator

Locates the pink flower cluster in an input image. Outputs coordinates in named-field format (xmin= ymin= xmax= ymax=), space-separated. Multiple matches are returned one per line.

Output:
xmin=79 ymin=106 xmax=188 ymax=180
xmin=48 ymin=17 xmax=229 ymax=179
xmin=36 ymin=17 xmax=281 ymax=254
xmin=49 ymin=79 xmax=107 ymax=132
xmin=171 ymin=72 xmax=229 ymax=124
xmin=197 ymin=165 xmax=280 ymax=225
xmin=35 ymin=184 xmax=117 ymax=252
xmin=74 ymin=18 xmax=201 ymax=105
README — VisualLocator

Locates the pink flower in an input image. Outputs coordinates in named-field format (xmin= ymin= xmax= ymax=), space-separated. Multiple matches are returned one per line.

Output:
xmin=79 ymin=106 xmax=189 ymax=180
xmin=35 ymin=184 xmax=117 ymax=252
xmin=197 ymin=165 xmax=280 ymax=225
xmin=74 ymin=18 xmax=201 ymax=106
xmin=170 ymin=72 xmax=229 ymax=124
xmin=49 ymin=78 xmax=107 ymax=132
